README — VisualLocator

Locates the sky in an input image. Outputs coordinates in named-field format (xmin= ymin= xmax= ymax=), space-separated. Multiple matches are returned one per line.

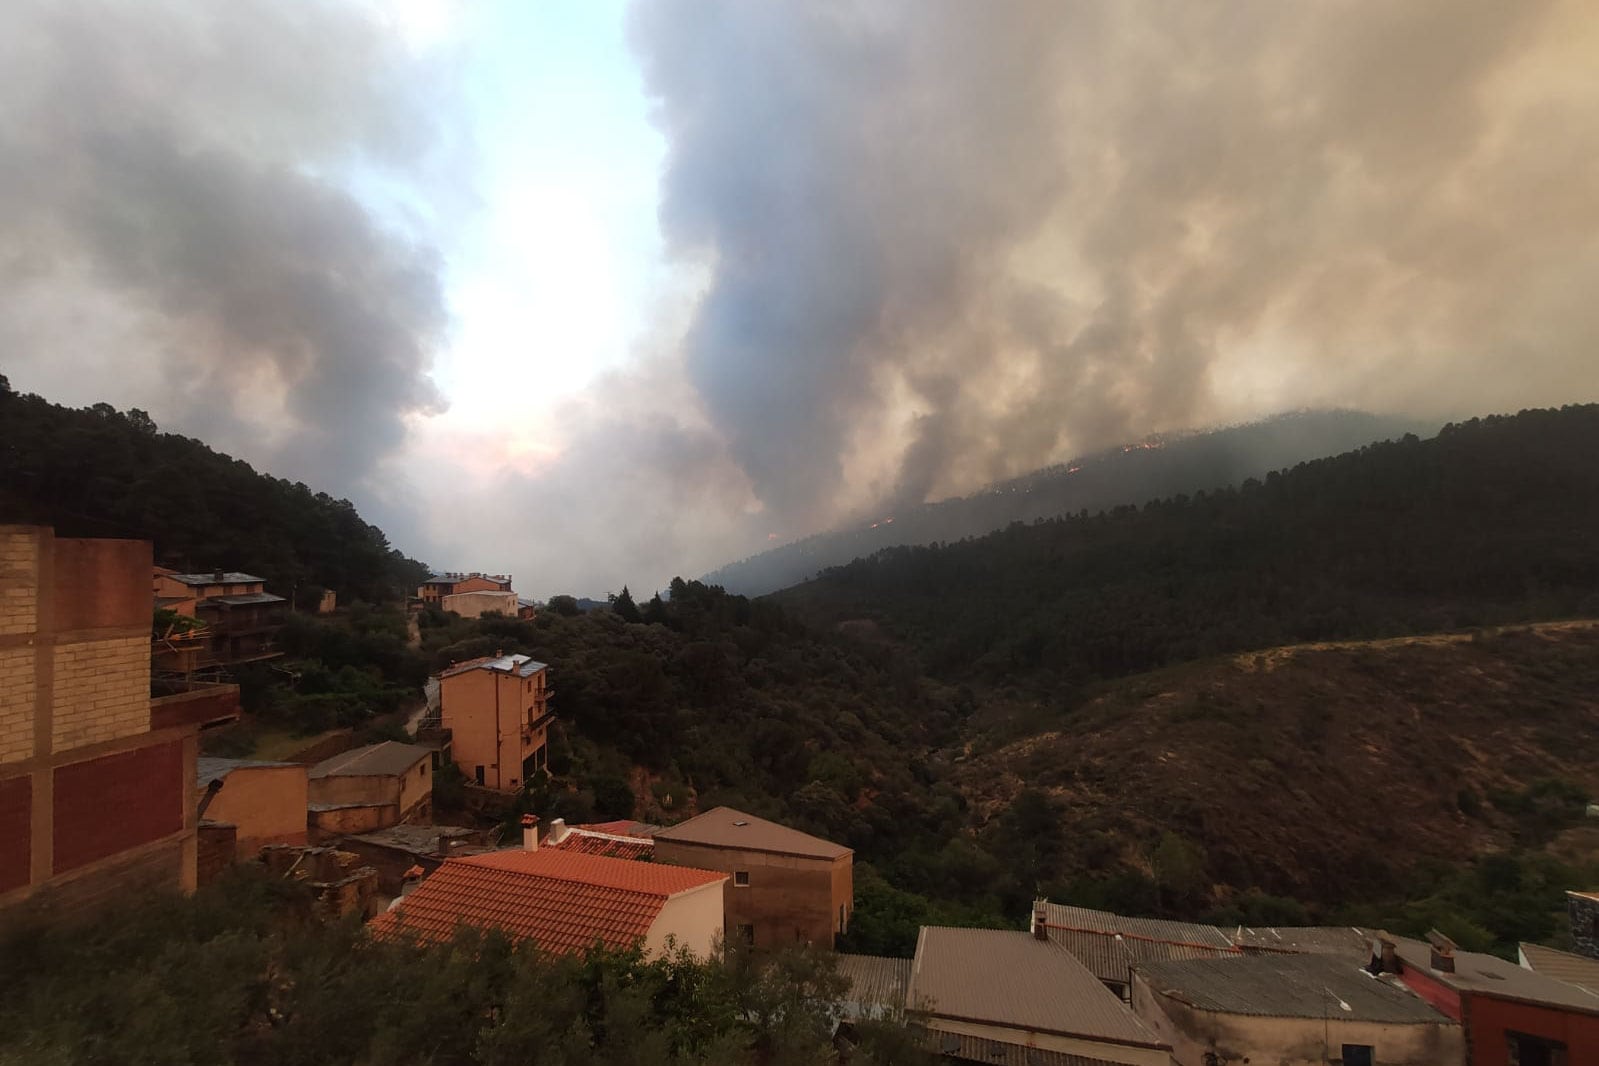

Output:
xmin=3 ymin=0 xmax=1598 ymax=597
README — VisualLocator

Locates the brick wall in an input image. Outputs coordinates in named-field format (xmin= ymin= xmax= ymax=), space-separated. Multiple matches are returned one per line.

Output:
xmin=0 ymin=776 xmax=31 ymax=894
xmin=53 ymin=741 xmax=183 ymax=875
xmin=0 ymin=646 xmax=36 ymax=764
xmin=197 ymin=822 xmax=237 ymax=887
xmin=50 ymin=635 xmax=149 ymax=750
xmin=0 ymin=528 xmax=39 ymax=637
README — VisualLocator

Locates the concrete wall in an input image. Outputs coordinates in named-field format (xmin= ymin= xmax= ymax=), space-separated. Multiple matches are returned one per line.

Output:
xmin=651 ymin=840 xmax=850 ymax=948
xmin=310 ymin=773 xmax=399 ymax=808
xmin=646 ymin=880 xmax=727 ymax=960
xmin=206 ymin=765 xmax=308 ymax=855
xmin=1 ymin=527 xmax=200 ymax=914
xmin=441 ymin=591 xmax=518 ymax=618
xmin=1130 ymin=975 xmax=1465 ymax=1066
xmin=309 ymin=803 xmax=397 ymax=838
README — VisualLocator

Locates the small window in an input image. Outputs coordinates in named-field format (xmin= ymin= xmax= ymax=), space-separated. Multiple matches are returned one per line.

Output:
xmin=734 ymin=871 xmax=750 ymax=887
xmin=1340 ymin=1046 xmax=1374 ymax=1066
xmin=737 ymin=924 xmax=754 ymax=945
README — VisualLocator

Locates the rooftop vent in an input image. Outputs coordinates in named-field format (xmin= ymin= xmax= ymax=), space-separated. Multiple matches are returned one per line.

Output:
xmin=733 ymin=820 xmax=749 ymax=826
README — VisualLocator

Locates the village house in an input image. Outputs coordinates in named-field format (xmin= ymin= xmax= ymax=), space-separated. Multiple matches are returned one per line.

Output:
xmin=1131 ymin=952 xmax=1463 ymax=1066
xmin=370 ymin=820 xmax=728 ymax=958
xmin=2 ymin=526 xmax=240 ymax=917
xmin=196 ymin=757 xmax=309 ymax=856
xmin=436 ymin=653 xmax=553 ymax=792
xmin=652 ymin=806 xmax=852 ymax=949
xmin=1382 ymin=932 xmax=1599 ymax=1066
xmin=152 ymin=569 xmax=286 ymax=666
xmin=907 ymin=926 xmax=1172 ymax=1066
xmin=416 ymin=571 xmax=514 ymax=605
xmin=307 ymin=741 xmax=433 ymax=838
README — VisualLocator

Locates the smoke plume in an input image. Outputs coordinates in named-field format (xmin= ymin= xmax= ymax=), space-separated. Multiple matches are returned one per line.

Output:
xmin=628 ymin=0 xmax=1599 ymax=541
xmin=0 ymin=0 xmax=453 ymax=487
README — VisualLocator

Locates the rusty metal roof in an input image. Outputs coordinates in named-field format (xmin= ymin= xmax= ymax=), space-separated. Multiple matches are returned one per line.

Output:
xmin=654 ymin=806 xmax=850 ymax=860
xmin=906 ymin=928 xmax=1165 ymax=1051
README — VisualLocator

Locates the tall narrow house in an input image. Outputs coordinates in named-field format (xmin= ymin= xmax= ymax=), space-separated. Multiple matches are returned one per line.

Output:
xmin=436 ymin=654 xmax=553 ymax=792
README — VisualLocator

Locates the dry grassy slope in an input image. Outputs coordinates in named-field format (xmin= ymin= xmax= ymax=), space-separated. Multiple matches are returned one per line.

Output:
xmin=959 ymin=620 xmax=1599 ymax=903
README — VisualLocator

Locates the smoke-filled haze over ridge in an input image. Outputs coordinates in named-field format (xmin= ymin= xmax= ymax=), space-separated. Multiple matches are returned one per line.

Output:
xmin=4 ymin=0 xmax=1597 ymax=595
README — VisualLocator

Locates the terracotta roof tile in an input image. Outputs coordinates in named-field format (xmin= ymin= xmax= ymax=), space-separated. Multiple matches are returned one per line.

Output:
xmin=369 ymin=849 xmax=725 ymax=953
xmin=547 ymin=830 xmax=654 ymax=861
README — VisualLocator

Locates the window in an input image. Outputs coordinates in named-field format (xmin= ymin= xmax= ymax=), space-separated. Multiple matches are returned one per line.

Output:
xmin=734 ymin=870 xmax=750 ymax=887
xmin=1340 ymin=1046 xmax=1373 ymax=1066
xmin=737 ymin=924 xmax=754 ymax=945
xmin=1508 ymin=1032 xmax=1568 ymax=1066
xmin=417 ymin=765 xmax=425 ymax=778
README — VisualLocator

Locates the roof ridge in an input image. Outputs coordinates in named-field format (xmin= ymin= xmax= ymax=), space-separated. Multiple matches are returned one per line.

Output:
xmin=1042 ymin=921 xmax=1239 ymax=953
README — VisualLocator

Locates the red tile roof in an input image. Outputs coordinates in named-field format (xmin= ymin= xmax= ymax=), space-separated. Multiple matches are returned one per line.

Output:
xmin=579 ymin=819 xmax=654 ymax=837
xmin=547 ymin=830 xmax=654 ymax=861
xmin=368 ymin=848 xmax=725 ymax=953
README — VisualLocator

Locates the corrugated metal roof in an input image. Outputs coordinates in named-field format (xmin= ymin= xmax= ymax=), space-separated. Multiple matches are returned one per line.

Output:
xmin=1232 ymin=925 xmax=1374 ymax=957
xmin=368 ymin=849 xmax=726 ymax=952
xmin=1520 ymin=943 xmax=1599 ymax=994
xmin=654 ymin=807 xmax=850 ymax=860
xmin=440 ymin=653 xmax=547 ymax=679
xmin=1044 ymin=925 xmax=1240 ymax=989
xmin=196 ymin=757 xmax=300 ymax=785
xmin=310 ymin=741 xmax=431 ymax=779
xmin=166 ymin=572 xmax=264 ymax=585
xmin=1138 ymin=954 xmax=1452 ymax=1023
xmin=1391 ymin=937 xmax=1599 ymax=1014
xmin=907 ymin=928 xmax=1165 ymax=1050
xmin=206 ymin=592 xmax=286 ymax=605
xmin=1037 ymin=901 xmax=1232 ymax=948
xmin=922 ymin=1028 xmax=1129 ymax=1066
xmin=837 ymin=954 xmax=912 ymax=1010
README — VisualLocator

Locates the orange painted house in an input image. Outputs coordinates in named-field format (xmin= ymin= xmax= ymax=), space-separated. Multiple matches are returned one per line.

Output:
xmin=437 ymin=654 xmax=553 ymax=792
xmin=417 ymin=571 xmax=513 ymax=605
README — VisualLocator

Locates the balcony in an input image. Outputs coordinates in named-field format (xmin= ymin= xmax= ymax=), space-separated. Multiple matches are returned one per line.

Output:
xmin=150 ymin=680 xmax=242 ymax=731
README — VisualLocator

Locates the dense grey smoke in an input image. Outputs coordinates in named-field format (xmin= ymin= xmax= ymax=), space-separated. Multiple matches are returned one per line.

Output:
xmin=630 ymin=0 xmax=1599 ymax=538
xmin=0 ymin=0 xmax=452 ymax=487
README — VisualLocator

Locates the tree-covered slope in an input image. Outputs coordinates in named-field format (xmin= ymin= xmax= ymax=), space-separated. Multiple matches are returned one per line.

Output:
xmin=0 ymin=379 xmax=426 ymax=602
xmin=777 ymin=406 xmax=1599 ymax=686
xmin=706 ymin=409 xmax=1433 ymax=596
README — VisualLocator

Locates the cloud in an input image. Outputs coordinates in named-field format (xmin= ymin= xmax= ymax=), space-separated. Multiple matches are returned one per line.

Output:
xmin=0 ymin=0 xmax=456 ymax=488
xmin=623 ymin=0 xmax=1599 ymax=546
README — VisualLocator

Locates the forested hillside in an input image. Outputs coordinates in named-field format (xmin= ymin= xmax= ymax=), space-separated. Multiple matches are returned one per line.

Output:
xmin=779 ymin=406 xmax=1599 ymax=688
xmin=706 ymin=409 xmax=1431 ymax=595
xmin=0 ymin=378 xmax=426 ymax=602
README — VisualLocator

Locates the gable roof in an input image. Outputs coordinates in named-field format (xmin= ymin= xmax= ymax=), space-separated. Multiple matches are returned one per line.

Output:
xmin=653 ymin=807 xmax=849 ymax=860
xmin=1520 ymin=942 xmax=1599 ymax=994
xmin=1391 ymin=936 xmax=1599 ymax=1014
xmin=440 ymin=653 xmax=548 ymax=679
xmin=310 ymin=741 xmax=432 ymax=779
xmin=907 ymin=927 xmax=1165 ymax=1050
xmin=1138 ymin=953 xmax=1450 ymax=1023
xmin=368 ymin=849 xmax=725 ymax=952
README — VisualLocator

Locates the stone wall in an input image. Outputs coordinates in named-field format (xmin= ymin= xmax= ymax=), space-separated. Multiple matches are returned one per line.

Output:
xmin=1570 ymin=893 xmax=1599 ymax=959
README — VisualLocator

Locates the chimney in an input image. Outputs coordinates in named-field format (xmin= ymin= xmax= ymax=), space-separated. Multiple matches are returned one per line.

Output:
xmin=213 ymin=569 xmax=225 ymax=582
xmin=548 ymin=817 xmax=568 ymax=845
xmin=399 ymin=865 xmax=426 ymax=897
xmin=521 ymin=813 xmax=539 ymax=852
xmin=1427 ymin=930 xmax=1457 ymax=973
xmin=1372 ymin=933 xmax=1399 ymax=974
xmin=1032 ymin=902 xmax=1049 ymax=941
